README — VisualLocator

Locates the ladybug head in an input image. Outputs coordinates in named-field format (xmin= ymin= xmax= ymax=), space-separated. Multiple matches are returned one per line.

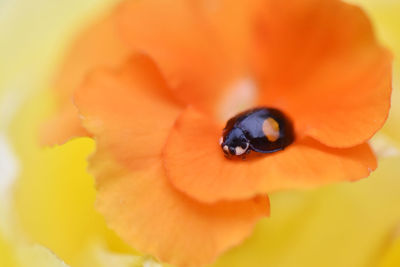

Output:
xmin=220 ymin=128 xmax=250 ymax=156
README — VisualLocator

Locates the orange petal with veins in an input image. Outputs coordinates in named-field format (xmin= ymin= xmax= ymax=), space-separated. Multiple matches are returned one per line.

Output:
xmin=252 ymin=0 xmax=392 ymax=147
xmin=75 ymin=54 xmax=182 ymax=170
xmin=43 ymin=12 xmax=131 ymax=145
xmin=117 ymin=0 xmax=263 ymax=116
xmin=163 ymin=107 xmax=377 ymax=203
xmin=92 ymin=151 xmax=269 ymax=267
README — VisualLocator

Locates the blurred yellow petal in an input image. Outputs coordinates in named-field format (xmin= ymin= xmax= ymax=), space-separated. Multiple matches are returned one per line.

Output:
xmin=378 ymin=228 xmax=400 ymax=267
xmin=0 ymin=238 xmax=69 ymax=267
xmin=1 ymin=189 xmax=151 ymax=267
xmin=77 ymin=240 xmax=165 ymax=267
xmin=1 ymin=189 xmax=67 ymax=267
xmin=16 ymin=245 xmax=68 ymax=267
xmin=0 ymin=234 xmax=17 ymax=267
xmin=371 ymin=133 xmax=400 ymax=159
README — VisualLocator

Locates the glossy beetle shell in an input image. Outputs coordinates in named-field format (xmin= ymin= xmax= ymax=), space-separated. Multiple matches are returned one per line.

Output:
xmin=221 ymin=107 xmax=295 ymax=156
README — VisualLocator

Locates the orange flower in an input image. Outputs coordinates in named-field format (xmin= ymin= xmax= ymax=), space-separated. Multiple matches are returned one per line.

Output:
xmin=44 ymin=0 xmax=392 ymax=266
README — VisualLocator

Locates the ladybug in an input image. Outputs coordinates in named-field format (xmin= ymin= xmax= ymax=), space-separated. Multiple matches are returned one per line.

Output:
xmin=220 ymin=107 xmax=295 ymax=157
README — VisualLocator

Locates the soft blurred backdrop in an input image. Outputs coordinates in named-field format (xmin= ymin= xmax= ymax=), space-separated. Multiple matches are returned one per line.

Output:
xmin=0 ymin=0 xmax=400 ymax=266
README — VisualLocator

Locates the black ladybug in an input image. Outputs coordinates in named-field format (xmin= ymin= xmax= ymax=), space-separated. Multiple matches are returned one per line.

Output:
xmin=220 ymin=107 xmax=295 ymax=157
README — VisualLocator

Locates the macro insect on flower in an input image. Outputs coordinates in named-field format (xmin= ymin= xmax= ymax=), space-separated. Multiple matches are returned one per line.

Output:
xmin=220 ymin=107 xmax=295 ymax=158
xmin=42 ymin=0 xmax=392 ymax=266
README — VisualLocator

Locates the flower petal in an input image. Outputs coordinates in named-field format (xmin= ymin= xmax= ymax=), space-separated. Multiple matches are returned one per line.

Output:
xmin=253 ymin=0 xmax=392 ymax=147
xmin=117 ymin=0 xmax=262 ymax=116
xmin=74 ymin=55 xmax=182 ymax=170
xmin=163 ymin=107 xmax=377 ymax=203
xmin=40 ymin=105 xmax=89 ymax=146
xmin=43 ymin=13 xmax=131 ymax=145
xmin=75 ymin=52 xmax=269 ymax=267
xmin=91 ymin=150 xmax=269 ymax=267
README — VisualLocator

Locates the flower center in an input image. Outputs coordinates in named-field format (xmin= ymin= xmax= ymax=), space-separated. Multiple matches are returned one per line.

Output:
xmin=218 ymin=78 xmax=258 ymax=122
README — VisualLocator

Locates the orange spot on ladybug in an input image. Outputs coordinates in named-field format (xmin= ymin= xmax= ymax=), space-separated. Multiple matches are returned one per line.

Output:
xmin=263 ymin=117 xmax=280 ymax=142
